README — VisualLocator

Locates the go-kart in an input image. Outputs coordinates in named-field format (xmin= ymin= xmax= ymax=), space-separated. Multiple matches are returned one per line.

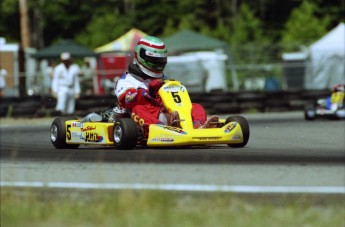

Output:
xmin=304 ymin=90 xmax=345 ymax=120
xmin=50 ymin=80 xmax=250 ymax=149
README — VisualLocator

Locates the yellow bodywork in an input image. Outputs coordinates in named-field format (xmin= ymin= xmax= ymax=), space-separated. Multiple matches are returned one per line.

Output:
xmin=65 ymin=121 xmax=115 ymax=145
xmin=331 ymin=91 xmax=344 ymax=105
xmin=147 ymin=80 xmax=245 ymax=146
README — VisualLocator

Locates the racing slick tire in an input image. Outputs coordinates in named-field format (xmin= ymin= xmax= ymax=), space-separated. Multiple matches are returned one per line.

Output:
xmin=50 ymin=117 xmax=80 ymax=149
xmin=113 ymin=118 xmax=139 ymax=150
xmin=304 ymin=104 xmax=316 ymax=120
xmin=226 ymin=116 xmax=250 ymax=148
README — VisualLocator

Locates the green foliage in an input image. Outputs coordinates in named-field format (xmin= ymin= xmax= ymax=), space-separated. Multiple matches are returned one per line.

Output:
xmin=230 ymin=4 xmax=270 ymax=63
xmin=75 ymin=11 xmax=131 ymax=48
xmin=0 ymin=0 xmax=20 ymax=42
xmin=280 ymin=1 xmax=331 ymax=51
xmin=1 ymin=0 xmax=342 ymax=51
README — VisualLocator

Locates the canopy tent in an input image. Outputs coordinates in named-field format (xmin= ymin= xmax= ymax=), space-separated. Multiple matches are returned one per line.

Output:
xmin=95 ymin=28 xmax=147 ymax=53
xmin=163 ymin=30 xmax=239 ymax=91
xmin=32 ymin=39 xmax=95 ymax=59
xmin=305 ymin=23 xmax=345 ymax=89
xmin=163 ymin=30 xmax=227 ymax=53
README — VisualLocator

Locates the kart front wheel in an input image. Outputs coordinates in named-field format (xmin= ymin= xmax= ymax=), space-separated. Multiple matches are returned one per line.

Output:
xmin=226 ymin=116 xmax=250 ymax=148
xmin=304 ymin=104 xmax=316 ymax=120
xmin=50 ymin=117 xmax=80 ymax=149
xmin=113 ymin=118 xmax=139 ymax=150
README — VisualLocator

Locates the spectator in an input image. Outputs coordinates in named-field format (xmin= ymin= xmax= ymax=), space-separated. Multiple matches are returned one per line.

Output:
xmin=52 ymin=52 xmax=81 ymax=114
xmin=0 ymin=66 xmax=7 ymax=97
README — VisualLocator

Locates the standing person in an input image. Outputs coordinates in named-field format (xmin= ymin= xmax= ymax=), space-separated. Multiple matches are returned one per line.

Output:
xmin=0 ymin=66 xmax=7 ymax=97
xmin=52 ymin=52 xmax=81 ymax=114
xmin=115 ymin=36 xmax=218 ymax=130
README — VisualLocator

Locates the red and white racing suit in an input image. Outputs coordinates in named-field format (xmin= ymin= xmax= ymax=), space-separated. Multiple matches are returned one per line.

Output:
xmin=115 ymin=72 xmax=207 ymax=127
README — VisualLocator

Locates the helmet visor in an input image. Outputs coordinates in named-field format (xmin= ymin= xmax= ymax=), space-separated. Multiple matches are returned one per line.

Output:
xmin=140 ymin=48 xmax=167 ymax=72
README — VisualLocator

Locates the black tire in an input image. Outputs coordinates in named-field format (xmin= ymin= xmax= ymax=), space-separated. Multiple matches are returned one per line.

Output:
xmin=113 ymin=118 xmax=139 ymax=150
xmin=226 ymin=116 xmax=250 ymax=148
xmin=50 ymin=117 xmax=80 ymax=149
xmin=304 ymin=104 xmax=316 ymax=120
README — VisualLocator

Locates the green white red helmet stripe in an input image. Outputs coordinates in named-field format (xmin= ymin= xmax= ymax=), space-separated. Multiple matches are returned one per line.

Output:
xmin=137 ymin=40 xmax=166 ymax=49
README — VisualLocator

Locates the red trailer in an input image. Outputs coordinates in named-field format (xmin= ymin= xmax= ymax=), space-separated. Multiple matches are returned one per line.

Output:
xmin=95 ymin=52 xmax=133 ymax=95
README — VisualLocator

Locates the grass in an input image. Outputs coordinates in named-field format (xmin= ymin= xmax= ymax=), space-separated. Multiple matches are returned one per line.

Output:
xmin=1 ymin=188 xmax=344 ymax=227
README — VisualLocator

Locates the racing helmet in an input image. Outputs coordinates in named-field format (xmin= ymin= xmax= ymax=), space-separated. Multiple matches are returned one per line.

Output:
xmin=333 ymin=84 xmax=345 ymax=92
xmin=134 ymin=36 xmax=168 ymax=78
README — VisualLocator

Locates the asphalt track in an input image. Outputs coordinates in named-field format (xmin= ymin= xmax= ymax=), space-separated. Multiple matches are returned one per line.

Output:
xmin=1 ymin=112 xmax=344 ymax=193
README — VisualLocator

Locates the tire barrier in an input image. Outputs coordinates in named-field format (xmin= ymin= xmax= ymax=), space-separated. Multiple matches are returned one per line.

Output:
xmin=0 ymin=89 xmax=329 ymax=117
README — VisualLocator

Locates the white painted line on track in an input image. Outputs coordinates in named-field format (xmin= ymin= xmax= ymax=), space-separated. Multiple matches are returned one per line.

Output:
xmin=1 ymin=181 xmax=344 ymax=194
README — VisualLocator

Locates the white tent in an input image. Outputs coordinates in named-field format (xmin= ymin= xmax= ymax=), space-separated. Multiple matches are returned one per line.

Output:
xmin=305 ymin=23 xmax=345 ymax=89
xmin=164 ymin=51 xmax=228 ymax=93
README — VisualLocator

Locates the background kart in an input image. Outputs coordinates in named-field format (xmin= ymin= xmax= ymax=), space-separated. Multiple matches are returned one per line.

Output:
xmin=50 ymin=80 xmax=250 ymax=149
xmin=304 ymin=90 xmax=345 ymax=120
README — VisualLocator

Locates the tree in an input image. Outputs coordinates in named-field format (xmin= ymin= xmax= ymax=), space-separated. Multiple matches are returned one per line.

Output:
xmin=75 ymin=10 xmax=132 ymax=48
xmin=0 ymin=0 xmax=20 ymax=42
xmin=229 ymin=4 xmax=270 ymax=64
xmin=280 ymin=1 xmax=331 ymax=51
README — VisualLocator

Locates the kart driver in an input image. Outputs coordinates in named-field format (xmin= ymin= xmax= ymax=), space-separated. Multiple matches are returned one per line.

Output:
xmin=114 ymin=36 xmax=219 ymax=129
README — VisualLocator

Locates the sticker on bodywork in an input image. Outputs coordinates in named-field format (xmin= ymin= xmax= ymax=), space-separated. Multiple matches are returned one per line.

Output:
xmin=151 ymin=138 xmax=174 ymax=142
xmin=158 ymin=125 xmax=187 ymax=134
xmin=224 ymin=122 xmax=237 ymax=133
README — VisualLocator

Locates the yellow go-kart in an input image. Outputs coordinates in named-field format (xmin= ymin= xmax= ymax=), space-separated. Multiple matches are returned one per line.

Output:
xmin=50 ymin=80 xmax=250 ymax=149
xmin=304 ymin=88 xmax=345 ymax=120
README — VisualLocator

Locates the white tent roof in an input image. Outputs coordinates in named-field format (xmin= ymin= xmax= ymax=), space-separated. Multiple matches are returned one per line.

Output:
xmin=310 ymin=22 xmax=345 ymax=56
xmin=306 ymin=23 xmax=345 ymax=89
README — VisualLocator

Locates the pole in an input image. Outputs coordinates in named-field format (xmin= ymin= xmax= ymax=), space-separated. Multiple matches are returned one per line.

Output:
xmin=19 ymin=0 xmax=31 ymax=48
xmin=19 ymin=0 xmax=31 ymax=97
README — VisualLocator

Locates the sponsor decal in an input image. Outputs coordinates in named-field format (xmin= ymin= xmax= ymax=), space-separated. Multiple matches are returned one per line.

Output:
xmin=163 ymin=85 xmax=185 ymax=92
xmin=116 ymin=86 xmax=124 ymax=94
xmin=72 ymin=122 xmax=83 ymax=127
xmin=131 ymin=112 xmax=145 ymax=125
xmin=151 ymin=138 xmax=174 ymax=142
xmin=192 ymin=137 xmax=222 ymax=141
xmin=159 ymin=125 xmax=187 ymax=134
xmin=84 ymin=132 xmax=103 ymax=142
xmin=231 ymin=135 xmax=241 ymax=140
xmin=125 ymin=91 xmax=138 ymax=103
xmin=81 ymin=126 xmax=96 ymax=132
xmin=224 ymin=122 xmax=237 ymax=133
xmin=71 ymin=132 xmax=82 ymax=138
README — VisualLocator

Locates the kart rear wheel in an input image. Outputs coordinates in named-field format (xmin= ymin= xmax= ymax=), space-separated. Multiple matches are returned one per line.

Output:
xmin=226 ymin=116 xmax=250 ymax=148
xmin=50 ymin=117 xmax=80 ymax=149
xmin=113 ymin=118 xmax=139 ymax=150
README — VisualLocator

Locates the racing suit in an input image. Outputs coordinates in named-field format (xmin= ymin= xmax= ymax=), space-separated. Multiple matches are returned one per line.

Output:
xmin=115 ymin=62 xmax=207 ymax=127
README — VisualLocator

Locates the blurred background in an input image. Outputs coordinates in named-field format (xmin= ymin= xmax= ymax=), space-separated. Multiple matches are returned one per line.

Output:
xmin=0 ymin=0 xmax=344 ymax=98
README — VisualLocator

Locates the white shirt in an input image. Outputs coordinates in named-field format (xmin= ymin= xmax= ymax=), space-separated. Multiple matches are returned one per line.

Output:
xmin=52 ymin=63 xmax=81 ymax=94
xmin=0 ymin=68 xmax=7 ymax=89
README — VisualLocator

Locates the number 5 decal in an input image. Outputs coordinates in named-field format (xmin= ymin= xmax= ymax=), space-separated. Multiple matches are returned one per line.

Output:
xmin=67 ymin=125 xmax=71 ymax=140
xmin=171 ymin=92 xmax=181 ymax=103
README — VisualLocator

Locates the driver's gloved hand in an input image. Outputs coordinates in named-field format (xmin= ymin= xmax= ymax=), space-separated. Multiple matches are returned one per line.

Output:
xmin=148 ymin=78 xmax=164 ymax=97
